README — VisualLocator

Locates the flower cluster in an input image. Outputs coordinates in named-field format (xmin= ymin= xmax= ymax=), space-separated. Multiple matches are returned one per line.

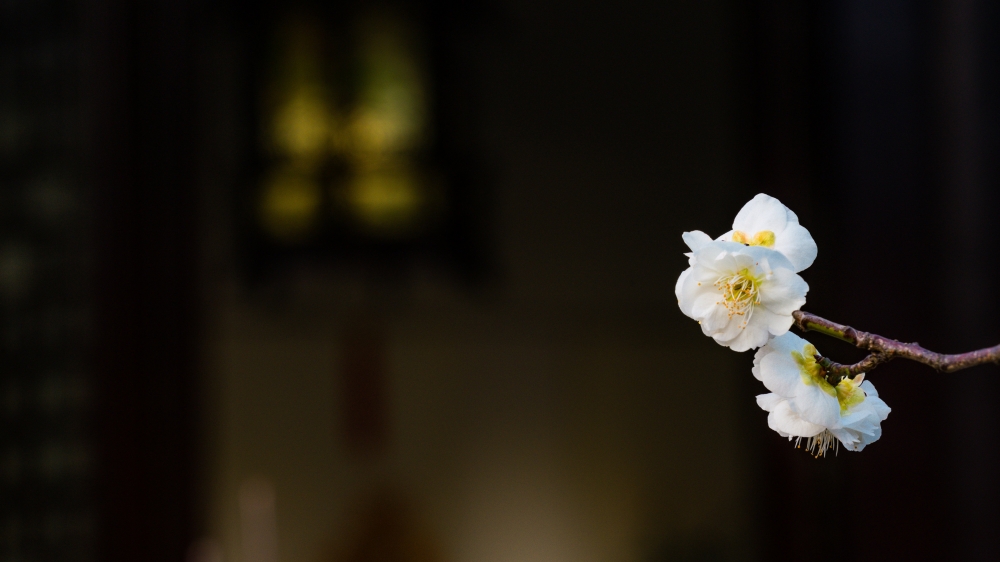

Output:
xmin=755 ymin=333 xmax=890 ymax=456
xmin=676 ymin=194 xmax=890 ymax=455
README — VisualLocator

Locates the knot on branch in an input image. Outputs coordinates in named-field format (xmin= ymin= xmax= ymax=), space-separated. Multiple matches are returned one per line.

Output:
xmin=815 ymin=352 xmax=890 ymax=385
xmin=816 ymin=355 xmax=853 ymax=385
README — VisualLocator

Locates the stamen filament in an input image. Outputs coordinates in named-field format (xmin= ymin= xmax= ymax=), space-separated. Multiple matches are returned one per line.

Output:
xmin=793 ymin=430 xmax=837 ymax=458
xmin=714 ymin=269 xmax=761 ymax=328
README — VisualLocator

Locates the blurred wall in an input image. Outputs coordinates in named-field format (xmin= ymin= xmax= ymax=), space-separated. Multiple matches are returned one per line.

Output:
xmin=196 ymin=1 xmax=753 ymax=561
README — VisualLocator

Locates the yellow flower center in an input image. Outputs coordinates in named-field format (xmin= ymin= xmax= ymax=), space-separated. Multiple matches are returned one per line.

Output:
xmin=835 ymin=377 xmax=866 ymax=415
xmin=792 ymin=344 xmax=836 ymax=395
xmin=732 ymin=230 xmax=776 ymax=248
xmin=789 ymin=345 xmax=869 ymax=458
xmin=792 ymin=345 xmax=867 ymax=413
xmin=713 ymin=268 xmax=761 ymax=327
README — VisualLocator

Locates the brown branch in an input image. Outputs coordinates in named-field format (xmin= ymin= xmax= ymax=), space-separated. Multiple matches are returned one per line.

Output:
xmin=815 ymin=353 xmax=890 ymax=383
xmin=792 ymin=310 xmax=1000 ymax=374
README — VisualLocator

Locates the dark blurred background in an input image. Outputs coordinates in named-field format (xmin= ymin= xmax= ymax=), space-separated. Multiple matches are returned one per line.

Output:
xmin=2 ymin=0 xmax=999 ymax=561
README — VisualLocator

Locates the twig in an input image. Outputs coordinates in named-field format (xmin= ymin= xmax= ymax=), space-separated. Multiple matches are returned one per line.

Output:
xmin=792 ymin=310 xmax=1000 ymax=375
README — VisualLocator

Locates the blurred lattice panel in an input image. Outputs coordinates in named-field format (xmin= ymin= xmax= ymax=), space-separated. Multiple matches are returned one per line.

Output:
xmin=0 ymin=0 xmax=95 ymax=560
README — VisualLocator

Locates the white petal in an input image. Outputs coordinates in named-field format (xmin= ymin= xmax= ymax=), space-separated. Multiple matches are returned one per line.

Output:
xmin=837 ymin=404 xmax=871 ymax=426
xmin=872 ymin=399 xmax=891 ymax=422
xmin=773 ymin=222 xmax=818 ymax=273
xmin=739 ymin=244 xmax=796 ymax=272
xmin=790 ymin=381 xmax=841 ymax=429
xmin=691 ymin=240 xmax=732 ymax=267
xmin=856 ymin=425 xmax=883 ymax=449
xmin=759 ymin=346 xmax=803 ymax=398
xmin=866 ymin=396 xmax=891 ymax=421
xmin=838 ymin=406 xmax=881 ymax=435
xmin=712 ymin=312 xmax=746 ymax=342
xmin=858 ymin=381 xmax=891 ymax=420
xmin=678 ymin=267 xmax=718 ymax=317
xmin=756 ymin=393 xmax=784 ymax=412
xmin=718 ymin=320 xmax=769 ymax=351
xmin=859 ymin=380 xmax=878 ymax=398
xmin=685 ymin=291 xmax=717 ymax=321
xmin=675 ymin=269 xmax=690 ymax=303
xmin=759 ymin=268 xmax=808 ymax=316
xmin=756 ymin=332 xmax=810 ymax=396
xmin=699 ymin=297 xmax=732 ymax=333
xmin=682 ymin=230 xmax=713 ymax=252
xmin=753 ymin=307 xmax=794 ymax=337
xmin=829 ymin=427 xmax=863 ymax=450
xmin=732 ymin=193 xmax=789 ymax=235
xmin=834 ymin=425 xmax=882 ymax=451
xmin=768 ymin=400 xmax=826 ymax=437
xmin=751 ymin=343 xmax=775 ymax=381
xmin=764 ymin=331 xmax=811 ymax=356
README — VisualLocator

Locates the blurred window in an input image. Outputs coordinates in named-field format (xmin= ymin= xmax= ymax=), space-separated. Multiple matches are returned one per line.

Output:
xmin=0 ymin=1 xmax=95 ymax=560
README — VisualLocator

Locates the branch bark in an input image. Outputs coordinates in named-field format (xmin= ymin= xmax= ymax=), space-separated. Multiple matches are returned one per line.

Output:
xmin=792 ymin=310 xmax=1000 ymax=374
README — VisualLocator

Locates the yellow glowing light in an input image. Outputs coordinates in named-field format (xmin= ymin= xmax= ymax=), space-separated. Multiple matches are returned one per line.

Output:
xmin=347 ymin=12 xmax=430 ymax=159
xmin=259 ymin=169 xmax=322 ymax=242
xmin=272 ymin=88 xmax=331 ymax=160
xmin=258 ymin=8 xmax=439 ymax=243
xmin=263 ymin=15 xmax=335 ymax=162
xmin=343 ymin=167 xmax=423 ymax=235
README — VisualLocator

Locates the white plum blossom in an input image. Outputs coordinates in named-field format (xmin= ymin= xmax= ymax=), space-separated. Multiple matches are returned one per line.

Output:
xmin=675 ymin=239 xmax=808 ymax=352
xmin=684 ymin=193 xmax=818 ymax=273
xmin=753 ymin=332 xmax=891 ymax=456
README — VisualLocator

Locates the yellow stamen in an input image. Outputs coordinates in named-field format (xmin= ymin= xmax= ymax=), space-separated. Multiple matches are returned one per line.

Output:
xmin=792 ymin=345 xmax=868 ymax=411
xmin=713 ymin=268 xmax=761 ymax=328
xmin=732 ymin=230 xmax=776 ymax=248
xmin=792 ymin=345 xmax=837 ymax=397
xmin=794 ymin=430 xmax=839 ymax=458
xmin=752 ymin=230 xmax=775 ymax=247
